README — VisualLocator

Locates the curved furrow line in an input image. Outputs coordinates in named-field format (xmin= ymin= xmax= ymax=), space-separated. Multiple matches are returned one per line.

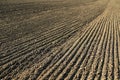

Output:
xmin=87 ymin=12 xmax=112 ymax=80
xmin=12 ymin=47 xmax=68 ymax=79
xmin=38 ymin=14 xmax=105 ymax=80
xmin=0 ymin=17 xmax=67 ymax=47
xmin=0 ymin=11 xmax=80 ymax=47
xmin=0 ymin=5 xmax=103 ymax=52
xmin=56 ymin=13 xmax=107 ymax=80
xmin=0 ymin=15 xmax=79 ymax=54
xmin=0 ymin=26 xmax=75 ymax=69
xmin=0 ymin=21 xmax=82 ymax=66
xmin=0 ymin=0 xmax=118 ymax=79
xmin=94 ymin=7 xmax=112 ymax=80
xmin=1 ymin=4 xmax=96 ymax=47
xmin=27 ymin=44 xmax=72 ymax=80
xmin=0 ymin=7 xmax=101 ymax=58
xmin=0 ymin=44 xmax=70 ymax=79
xmin=72 ymin=14 xmax=108 ymax=80
xmin=0 ymin=17 xmax=87 ymax=79
xmin=12 ymin=10 xmax=107 ymax=79
xmin=94 ymin=17 xmax=109 ymax=80
xmin=36 ymin=15 xmax=100 ymax=80
xmin=79 ymin=13 xmax=110 ymax=80
xmin=0 ymin=33 xmax=65 ymax=65
xmin=65 ymin=17 xmax=106 ymax=80
xmin=0 ymin=14 xmax=79 ymax=46
xmin=80 ymin=13 xmax=109 ymax=80
xmin=0 ymin=43 xmax=53 ymax=79
xmin=0 ymin=20 xmax=81 ymax=60
xmin=0 ymin=14 xmax=86 ymax=58
xmin=53 ymin=21 xmax=103 ymax=80
xmin=0 ymin=26 xmax=66 ymax=58
xmin=23 ymin=22 xmax=94 ymax=79
xmin=100 ymin=14 xmax=112 ymax=80
xmin=0 ymin=25 xmax=80 ymax=78
xmin=107 ymin=14 xmax=114 ymax=80
xmin=113 ymin=13 xmax=119 ymax=80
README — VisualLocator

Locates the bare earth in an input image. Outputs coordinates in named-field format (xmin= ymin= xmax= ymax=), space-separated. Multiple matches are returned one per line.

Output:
xmin=0 ymin=0 xmax=120 ymax=80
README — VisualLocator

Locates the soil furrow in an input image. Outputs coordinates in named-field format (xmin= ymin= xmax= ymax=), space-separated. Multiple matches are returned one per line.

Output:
xmin=80 ymin=13 xmax=109 ymax=80
xmin=58 ymin=13 xmax=107 ymax=80
xmin=37 ymin=16 xmax=99 ymax=80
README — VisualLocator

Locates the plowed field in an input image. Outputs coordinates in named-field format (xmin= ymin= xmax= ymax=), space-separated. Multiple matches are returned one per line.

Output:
xmin=0 ymin=0 xmax=120 ymax=80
